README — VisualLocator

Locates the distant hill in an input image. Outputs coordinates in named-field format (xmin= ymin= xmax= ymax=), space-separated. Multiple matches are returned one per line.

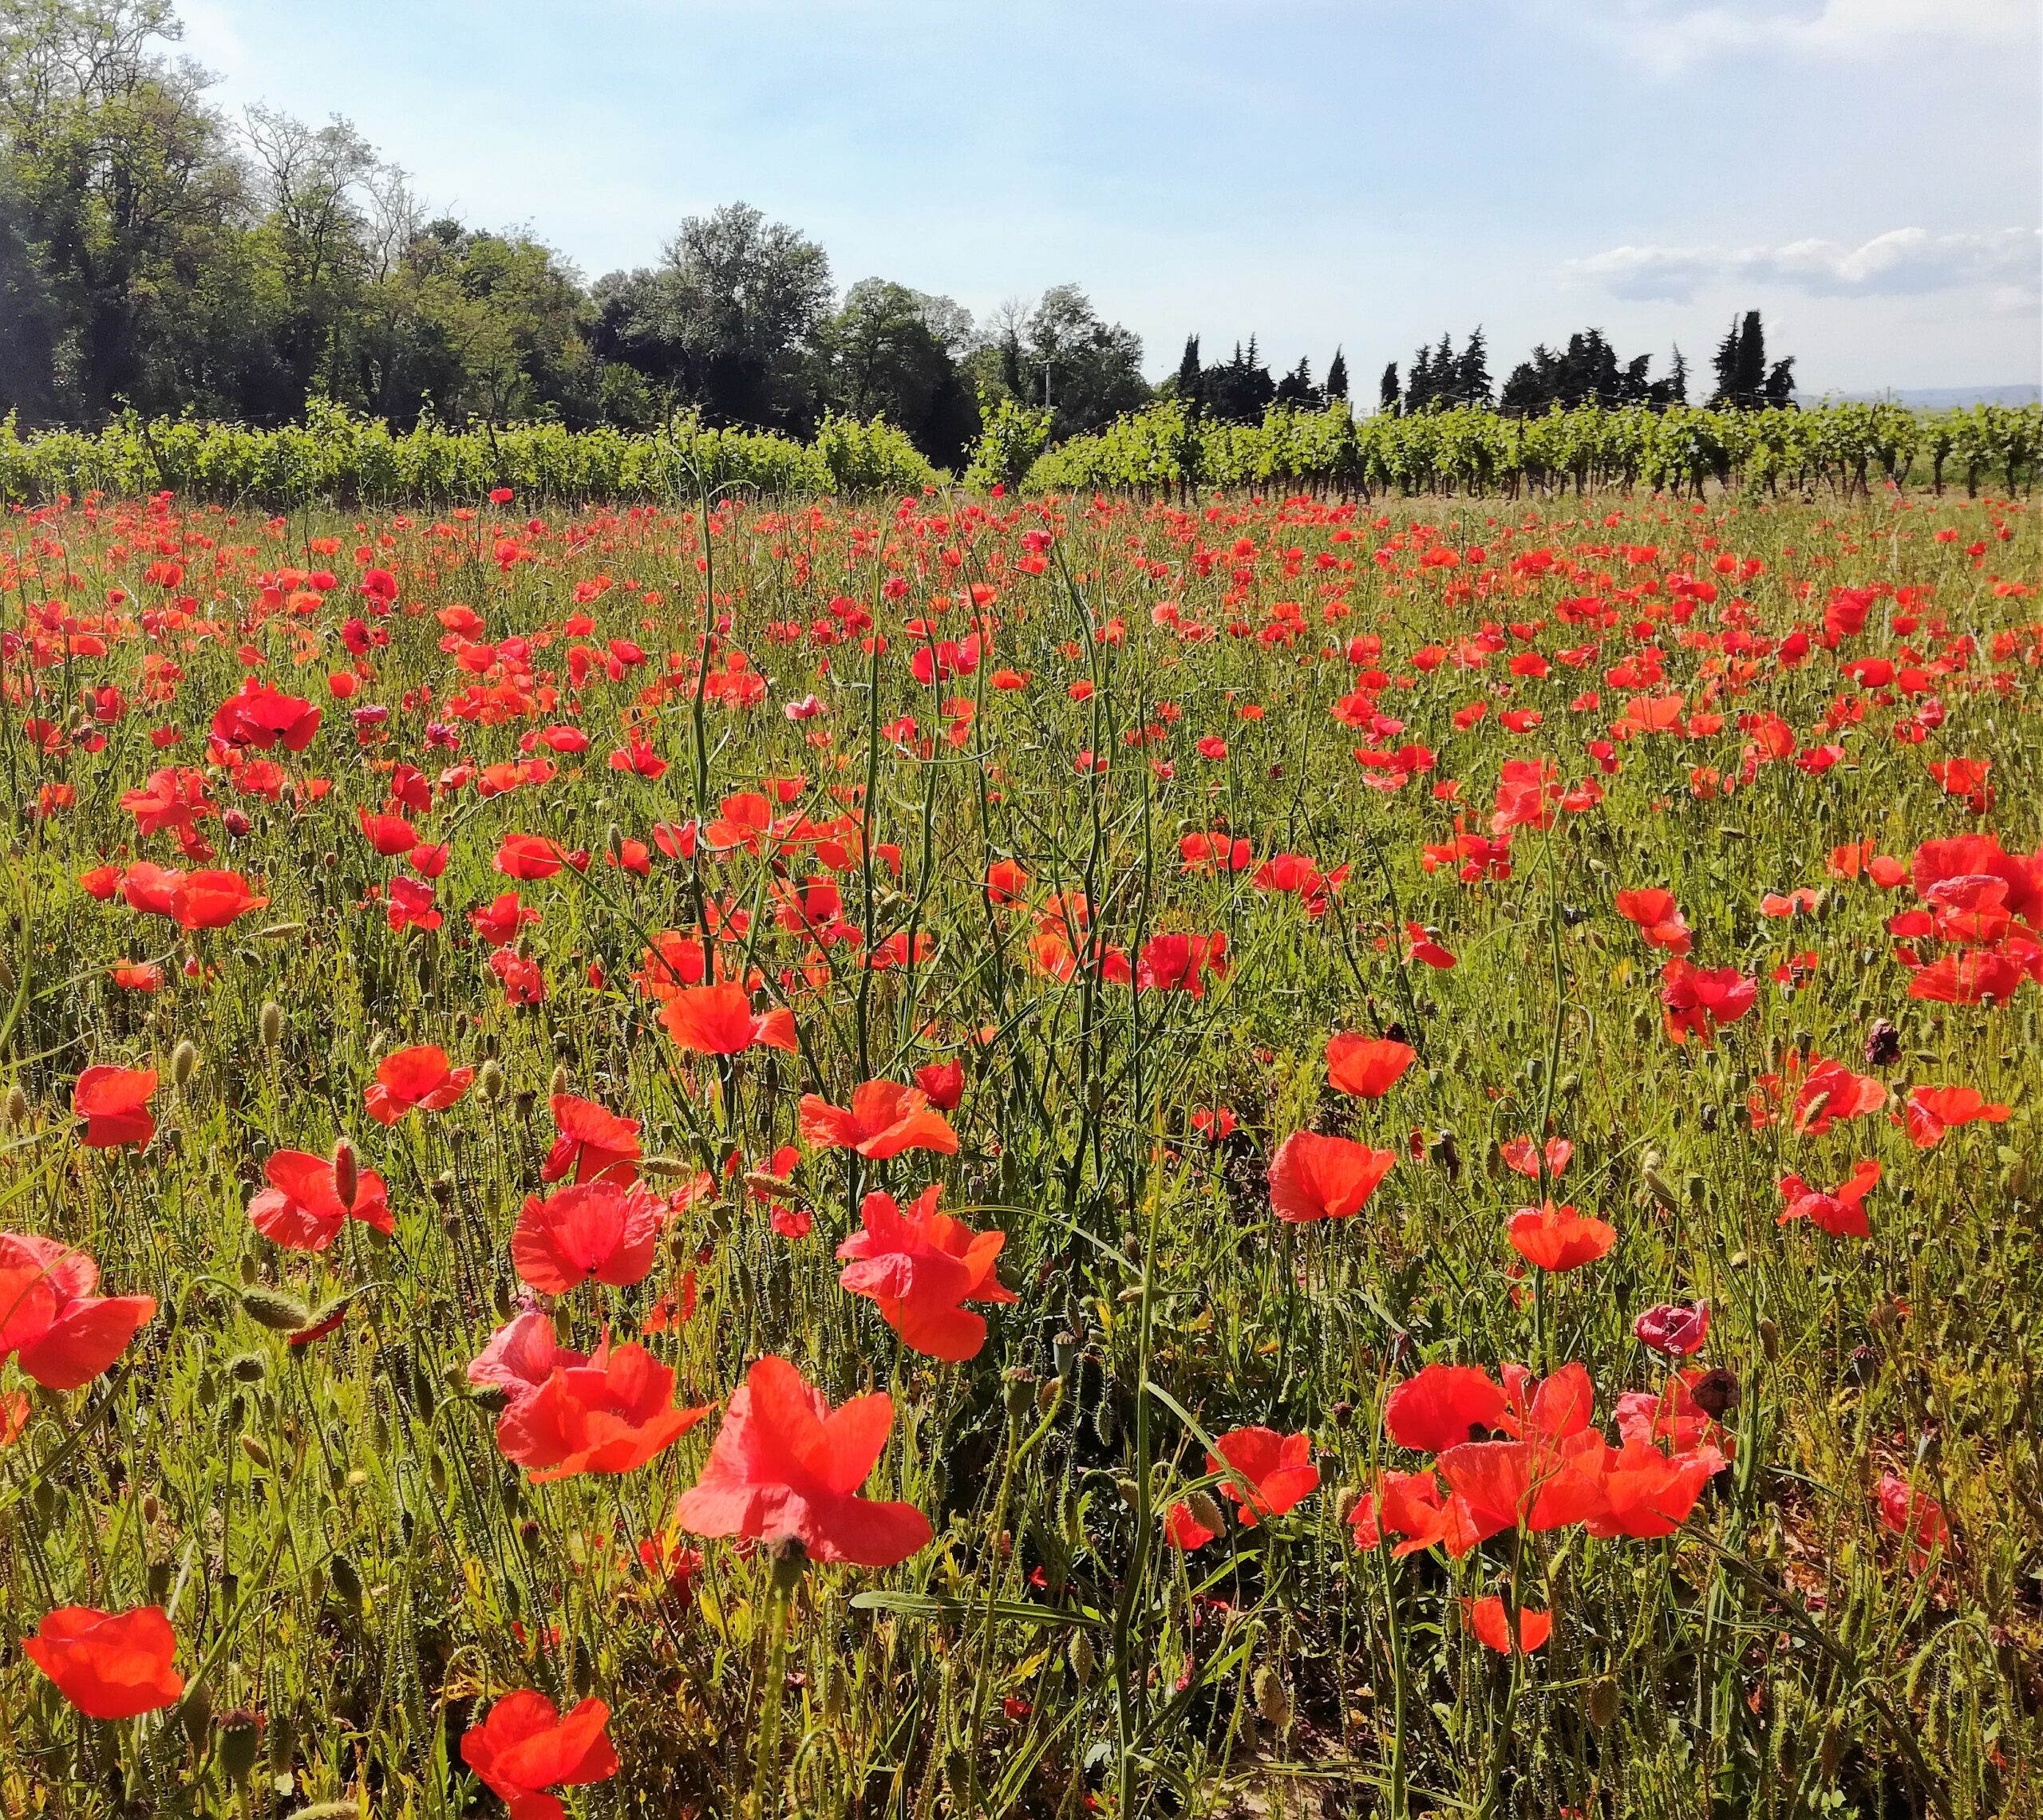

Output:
xmin=1822 ymin=385 xmax=2041 ymax=409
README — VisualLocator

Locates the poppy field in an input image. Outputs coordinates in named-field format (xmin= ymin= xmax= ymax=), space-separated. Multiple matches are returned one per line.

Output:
xmin=1 ymin=480 xmax=2040 ymax=1819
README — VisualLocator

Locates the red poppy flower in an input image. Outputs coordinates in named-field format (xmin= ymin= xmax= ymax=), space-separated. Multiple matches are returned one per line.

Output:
xmin=248 ymin=1150 xmax=392 ymax=1250
xmin=110 ymin=960 xmax=164 ymax=993
xmin=985 ymin=859 xmax=1030 ymax=906
xmin=72 ymin=1065 xmax=156 ymax=1148
xmin=1901 ymin=1083 xmax=2012 ymax=1149
xmin=658 ymin=983 xmax=800 ymax=1056
xmin=1506 ymin=1201 xmax=1616 ymax=1271
xmin=1583 ymin=1439 xmax=1721 ymax=1538
xmin=22 ymin=1605 xmax=183 ymax=1719
xmin=1499 ymin=1361 xmax=1596 ymax=1439
xmin=541 ymin=1095 xmax=641 ymax=1186
xmin=800 ymin=1081 xmax=958 ymax=1159
xmin=1135 ymin=931 xmax=1228 ymax=997
xmin=211 ymin=679 xmax=320 ymax=752
xmin=1325 ymin=1033 xmax=1417 ymax=1100
xmin=1207 ymin=1427 xmax=1318 ymax=1526
xmin=495 ymin=1339 xmax=709 ymax=1482
xmin=836 ymin=1185 xmax=1016 ymax=1360
xmin=1874 ymin=1472 xmax=1950 ymax=1569
xmin=471 ymin=891 xmax=541 ymax=944
xmin=364 ymin=1045 xmax=474 ymax=1124
xmin=1499 ymin=1135 xmax=1572 ymax=1180
xmin=357 ymin=808 xmax=420 ymax=857
xmin=1659 ymin=959 xmax=1757 ymax=1044
xmin=512 ymin=1182 xmax=662 ymax=1294
xmin=1633 ymin=1301 xmax=1710 ymax=1356
xmin=1383 ymin=1364 xmax=1509 ymax=1451
xmin=1437 ymin=1431 xmax=1611 ymax=1545
xmin=1349 ymin=1467 xmax=1473 ymax=1557
xmin=1749 ymin=1052 xmax=1887 ymax=1135
xmin=169 ymin=869 xmax=269 ymax=930
xmin=468 ymin=1309 xmax=580 ymax=1403
xmin=1614 ymin=1372 xmax=1733 ymax=1458
xmin=1614 ymin=887 xmax=1692 ymax=954
xmin=1464 ymin=1596 xmax=1552 ymax=1653
xmin=913 ymin=1058 xmax=965 ymax=1111
xmin=460 ymin=1691 xmax=618 ymax=1820
xmin=1776 ymin=1159 xmax=1879 ymax=1238
xmin=494 ymin=832 xmax=567 ymax=881
xmin=674 ymin=1354 xmax=933 ymax=1566
xmin=1267 ymin=1131 xmax=1395 ymax=1222
xmin=0 ymin=1234 xmax=155 ymax=1390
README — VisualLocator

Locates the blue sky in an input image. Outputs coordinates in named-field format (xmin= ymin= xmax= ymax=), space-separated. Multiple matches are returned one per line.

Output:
xmin=181 ymin=0 xmax=2040 ymax=393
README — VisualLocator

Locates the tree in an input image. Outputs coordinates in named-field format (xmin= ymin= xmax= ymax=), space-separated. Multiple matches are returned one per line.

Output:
xmin=591 ymin=201 xmax=832 ymax=433
xmin=1377 ymin=360 xmax=1399 ymax=416
xmin=1452 ymin=327 xmax=1491 ymax=409
xmin=1200 ymin=338 xmax=1274 ymax=424
xmin=1325 ymin=346 xmax=1348 ymax=403
xmin=1710 ymin=310 xmax=1795 ymax=410
xmin=1273 ymin=355 xmax=1321 ymax=412
xmin=1173 ymin=333 xmax=1202 ymax=416
xmin=820 ymin=278 xmax=977 ymax=468
xmin=1018 ymin=283 xmax=1148 ymax=440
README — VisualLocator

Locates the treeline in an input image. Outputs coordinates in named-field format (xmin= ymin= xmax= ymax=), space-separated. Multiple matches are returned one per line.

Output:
xmin=4 ymin=398 xmax=2037 ymax=508
xmin=0 ymin=2 xmax=1151 ymax=467
xmin=1015 ymin=398 xmax=2043 ymax=499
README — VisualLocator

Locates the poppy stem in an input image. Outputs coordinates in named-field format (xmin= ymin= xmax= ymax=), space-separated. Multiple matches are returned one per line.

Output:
xmin=749 ymin=1547 xmax=800 ymax=1820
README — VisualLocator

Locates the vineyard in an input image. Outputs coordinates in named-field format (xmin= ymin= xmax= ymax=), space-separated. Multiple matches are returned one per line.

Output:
xmin=2 ymin=397 xmax=2040 ymax=511
xmin=0 ymin=475 xmax=2039 ymax=1820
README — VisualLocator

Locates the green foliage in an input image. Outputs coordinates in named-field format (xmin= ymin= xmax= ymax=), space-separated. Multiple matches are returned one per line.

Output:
xmin=962 ymin=394 xmax=1053 ymax=493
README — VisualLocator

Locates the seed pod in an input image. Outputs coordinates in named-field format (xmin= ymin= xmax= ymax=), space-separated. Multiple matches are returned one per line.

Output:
xmin=217 ymin=1708 xmax=262 ymax=1782
xmin=1588 ymin=1677 xmax=1620 ymax=1727
xmin=171 ymin=1039 xmax=199 ymax=1088
xmin=1069 ymin=1632 xmax=1097 ymax=1685
xmin=259 ymin=1001 xmax=283 ymax=1047
xmin=241 ymin=1287 xmax=313 ymax=1332
xmin=1253 ymin=1664 xmax=1292 ymax=1730
xmin=330 ymin=1137 xmax=358 ymax=1210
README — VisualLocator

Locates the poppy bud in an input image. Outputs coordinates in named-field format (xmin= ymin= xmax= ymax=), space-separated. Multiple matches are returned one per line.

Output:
xmin=1330 ymin=1400 xmax=1354 ymax=1429
xmin=259 ymin=1001 xmax=283 ymax=1046
xmin=478 ymin=1057 xmax=506 ymax=1103
xmin=147 ymin=1557 xmax=172 ymax=1602
xmin=549 ymin=1062 xmax=568 ymax=1100
xmin=171 ymin=1038 xmax=199 ymax=1088
xmin=239 ymin=1434 xmax=271 ymax=1469
xmin=1588 ymin=1678 xmax=1620 ymax=1728
xmin=1253 ymin=1664 xmax=1292 ymax=1731
xmin=178 ymin=1685 xmax=215 ymax=1747
xmin=259 ymin=921 xmax=306 ymax=940
xmin=330 ymin=1136 xmax=358 ymax=1210
xmin=227 ymin=1352 xmax=267 ymax=1384
xmin=1334 ymin=1486 xmax=1362 ymax=1526
xmin=1069 ymin=1631 xmax=1097 ymax=1685
xmin=1037 ymin=1377 xmax=1062 ymax=1411
xmin=242 ymin=1286 xmax=312 ymax=1332
xmin=143 ymin=1493 xmax=162 ymax=1524
xmin=1758 ymin=1317 xmax=1779 ymax=1360
xmin=768 ymin=1534 xmax=810 ymax=1593
xmin=428 ymin=1447 xmax=449 ymax=1498
xmin=3 ymin=1084 xmax=26 ymax=1130
xmin=1186 ymin=1489 xmax=1224 ymax=1535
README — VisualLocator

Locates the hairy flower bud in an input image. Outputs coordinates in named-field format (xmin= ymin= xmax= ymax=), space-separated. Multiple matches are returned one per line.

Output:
xmin=171 ymin=1038 xmax=199 ymax=1088
xmin=259 ymin=1001 xmax=283 ymax=1047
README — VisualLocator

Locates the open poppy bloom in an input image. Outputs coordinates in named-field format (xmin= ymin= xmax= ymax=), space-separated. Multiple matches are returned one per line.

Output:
xmin=541 ymin=1095 xmax=641 ymax=1185
xmin=1207 ymin=1427 xmax=1318 ymax=1526
xmin=512 ymin=1182 xmax=663 ymax=1294
xmin=1583 ymin=1438 xmax=1722 ymax=1538
xmin=1749 ymin=1052 xmax=1887 ymax=1135
xmin=1267 ymin=1131 xmax=1396 ymax=1222
xmin=1777 ymin=1159 xmax=1879 ymax=1237
xmin=72 ymin=1065 xmax=156 ymax=1149
xmin=22 ymin=1605 xmax=183 ymax=1719
xmin=1437 ymin=1431 xmax=1612 ymax=1546
xmin=835 ymin=1185 xmax=1016 ymax=1360
xmin=800 ymin=1081 xmax=958 ymax=1159
xmin=167 ymin=869 xmax=269 ymax=930
xmin=658 ymin=982 xmax=800 ymax=1056
xmin=1660 ymin=959 xmax=1757 ymax=1044
xmin=1507 ymin=1201 xmax=1616 ymax=1271
xmin=1135 ymin=930 xmax=1229 ymax=997
xmin=1614 ymin=1371 xmax=1735 ymax=1458
xmin=460 ymin=1690 xmax=619 ymax=1820
xmin=248 ymin=1149 xmax=392 ymax=1250
xmin=1348 ymin=1468 xmax=1472 ymax=1557
xmin=1325 ymin=1033 xmax=1417 ymax=1100
xmin=674 ymin=1355 xmax=933 ymax=1566
xmin=1464 ymin=1596 xmax=1553 ymax=1653
xmin=0 ymin=1234 xmax=156 ymax=1389
xmin=1384 ymin=1363 xmax=1508 ymax=1451
xmin=1614 ymin=887 xmax=1692 ymax=954
xmin=493 ymin=831 xmax=568 ymax=880
xmin=211 ymin=679 xmax=320 ymax=752
xmin=912 ymin=1058 xmax=965 ymax=1111
xmin=495 ymin=1340 xmax=709 ymax=1482
xmin=1499 ymin=1135 xmax=1572 ymax=1180
xmin=468 ymin=1309 xmax=579 ymax=1402
xmin=1901 ymin=1084 xmax=2012 ymax=1149
xmin=1874 ymin=1472 xmax=1950 ymax=1569
xmin=1498 ymin=1361 xmax=1596 ymax=1439
xmin=364 ymin=1045 xmax=474 ymax=1124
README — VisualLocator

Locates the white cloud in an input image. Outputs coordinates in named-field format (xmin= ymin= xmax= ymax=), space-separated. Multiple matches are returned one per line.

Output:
xmin=1559 ymin=0 xmax=2035 ymax=73
xmin=1571 ymin=228 xmax=2041 ymax=302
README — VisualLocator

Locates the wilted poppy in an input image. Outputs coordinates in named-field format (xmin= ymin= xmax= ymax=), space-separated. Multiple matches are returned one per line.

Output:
xmin=1634 ymin=1301 xmax=1710 ymax=1356
xmin=800 ymin=1081 xmax=958 ymax=1159
xmin=675 ymin=1354 xmax=933 ymax=1566
xmin=460 ymin=1690 xmax=618 ymax=1820
xmin=72 ymin=1065 xmax=156 ymax=1148
xmin=836 ymin=1185 xmax=1016 ymax=1360
xmin=1267 ymin=1131 xmax=1395 ymax=1222
xmin=23 ymin=1605 xmax=183 ymax=1719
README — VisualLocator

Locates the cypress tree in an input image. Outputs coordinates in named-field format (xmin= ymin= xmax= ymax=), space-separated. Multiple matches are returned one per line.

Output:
xmin=1378 ymin=361 xmax=1400 ymax=415
xmin=1326 ymin=347 xmax=1348 ymax=401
